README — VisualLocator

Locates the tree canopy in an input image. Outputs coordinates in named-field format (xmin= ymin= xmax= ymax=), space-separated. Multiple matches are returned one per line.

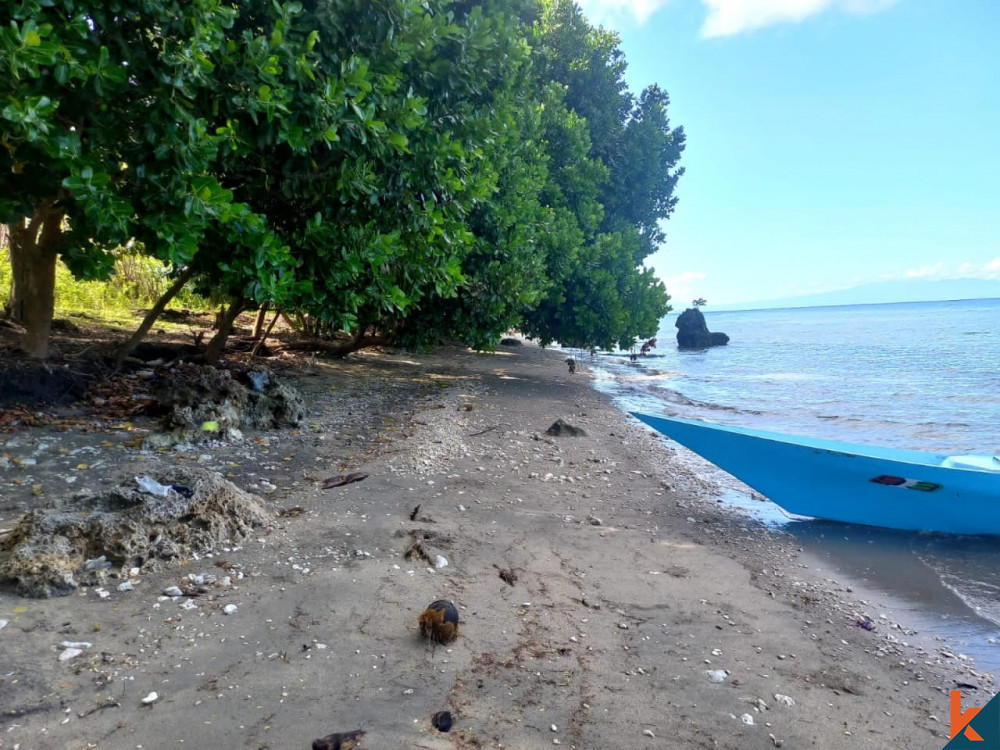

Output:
xmin=1 ymin=0 xmax=685 ymax=360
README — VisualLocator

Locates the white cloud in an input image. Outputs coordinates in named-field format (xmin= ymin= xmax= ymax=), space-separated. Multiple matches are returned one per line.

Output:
xmin=700 ymin=0 xmax=898 ymax=38
xmin=575 ymin=0 xmax=673 ymax=25
xmin=901 ymin=257 xmax=1000 ymax=281
xmin=664 ymin=270 xmax=707 ymax=305
xmin=903 ymin=261 xmax=948 ymax=279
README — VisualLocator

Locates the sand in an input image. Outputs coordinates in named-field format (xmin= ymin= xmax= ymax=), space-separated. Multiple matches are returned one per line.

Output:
xmin=0 ymin=343 xmax=992 ymax=750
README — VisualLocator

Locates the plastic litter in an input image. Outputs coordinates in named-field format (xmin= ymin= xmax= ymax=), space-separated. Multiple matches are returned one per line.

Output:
xmin=84 ymin=555 xmax=113 ymax=571
xmin=248 ymin=371 xmax=272 ymax=392
xmin=135 ymin=476 xmax=171 ymax=497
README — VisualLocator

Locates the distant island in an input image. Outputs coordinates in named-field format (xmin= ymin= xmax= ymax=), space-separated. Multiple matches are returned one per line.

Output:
xmin=711 ymin=278 xmax=1000 ymax=311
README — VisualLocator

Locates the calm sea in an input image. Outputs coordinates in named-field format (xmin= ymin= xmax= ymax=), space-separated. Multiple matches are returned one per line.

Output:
xmin=578 ymin=298 xmax=1000 ymax=671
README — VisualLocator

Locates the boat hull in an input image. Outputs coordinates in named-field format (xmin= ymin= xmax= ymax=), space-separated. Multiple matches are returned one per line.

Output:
xmin=633 ymin=413 xmax=1000 ymax=535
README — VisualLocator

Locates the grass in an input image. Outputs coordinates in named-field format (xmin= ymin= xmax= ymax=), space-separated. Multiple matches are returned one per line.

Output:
xmin=0 ymin=250 xmax=212 ymax=333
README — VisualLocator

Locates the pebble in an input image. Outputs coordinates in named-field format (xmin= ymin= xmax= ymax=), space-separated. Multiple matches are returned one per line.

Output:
xmin=774 ymin=694 xmax=795 ymax=707
xmin=706 ymin=669 xmax=728 ymax=683
xmin=0 ymin=619 xmax=7 ymax=631
xmin=643 ymin=729 xmax=655 ymax=737
xmin=435 ymin=555 xmax=449 ymax=569
xmin=118 ymin=581 xmax=135 ymax=592
xmin=741 ymin=714 xmax=755 ymax=725
xmin=58 ymin=648 xmax=84 ymax=661
xmin=223 ymin=604 xmax=238 ymax=615
xmin=163 ymin=586 xmax=183 ymax=597
xmin=141 ymin=692 xmax=159 ymax=705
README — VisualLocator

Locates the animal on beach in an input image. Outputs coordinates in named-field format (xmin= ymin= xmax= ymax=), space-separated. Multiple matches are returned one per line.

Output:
xmin=565 ymin=358 xmax=577 ymax=374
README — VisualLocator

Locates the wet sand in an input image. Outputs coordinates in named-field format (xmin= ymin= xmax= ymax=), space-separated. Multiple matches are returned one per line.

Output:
xmin=0 ymin=343 xmax=993 ymax=749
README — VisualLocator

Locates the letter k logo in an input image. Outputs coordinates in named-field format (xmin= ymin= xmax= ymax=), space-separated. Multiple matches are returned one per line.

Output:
xmin=953 ymin=691 xmax=985 ymax=741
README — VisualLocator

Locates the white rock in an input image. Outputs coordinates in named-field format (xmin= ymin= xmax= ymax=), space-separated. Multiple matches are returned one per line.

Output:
xmin=0 ymin=619 xmax=8 ymax=631
xmin=118 ymin=581 xmax=135 ymax=592
xmin=60 ymin=640 xmax=93 ymax=649
xmin=774 ymin=693 xmax=795 ymax=707
xmin=741 ymin=714 xmax=755 ymax=725
xmin=59 ymin=648 xmax=84 ymax=661
xmin=163 ymin=586 xmax=184 ymax=597
xmin=551 ymin=724 xmax=558 ymax=732
xmin=180 ymin=600 xmax=198 ymax=610
xmin=643 ymin=729 xmax=655 ymax=737
xmin=434 ymin=555 xmax=449 ymax=569
xmin=141 ymin=692 xmax=159 ymax=705
xmin=706 ymin=669 xmax=728 ymax=683
xmin=223 ymin=604 xmax=238 ymax=615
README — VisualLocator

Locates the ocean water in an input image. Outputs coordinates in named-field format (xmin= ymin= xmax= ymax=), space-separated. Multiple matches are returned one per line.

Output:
xmin=577 ymin=298 xmax=1000 ymax=670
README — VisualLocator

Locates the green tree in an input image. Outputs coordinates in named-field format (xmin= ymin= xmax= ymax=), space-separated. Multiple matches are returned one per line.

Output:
xmin=235 ymin=0 xmax=544 ymax=355
xmin=519 ymin=0 xmax=682 ymax=350
xmin=0 ymin=0 xmax=297 ymax=358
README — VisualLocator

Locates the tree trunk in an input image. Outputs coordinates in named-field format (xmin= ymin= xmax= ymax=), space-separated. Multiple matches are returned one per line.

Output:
xmin=1 ymin=223 xmax=11 ymax=319
xmin=8 ymin=201 xmax=64 ymax=358
xmin=203 ymin=295 xmax=245 ymax=365
xmin=252 ymin=302 xmax=270 ymax=340
xmin=250 ymin=307 xmax=281 ymax=357
xmin=113 ymin=264 xmax=196 ymax=366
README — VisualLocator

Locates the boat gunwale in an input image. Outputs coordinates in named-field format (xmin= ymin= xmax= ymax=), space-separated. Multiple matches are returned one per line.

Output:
xmin=631 ymin=412 xmax=1000 ymax=476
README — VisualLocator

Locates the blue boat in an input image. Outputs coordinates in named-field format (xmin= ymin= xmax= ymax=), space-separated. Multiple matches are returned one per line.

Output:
xmin=632 ymin=412 xmax=1000 ymax=535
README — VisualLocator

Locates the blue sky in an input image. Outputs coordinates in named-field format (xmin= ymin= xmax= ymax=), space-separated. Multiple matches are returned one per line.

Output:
xmin=575 ymin=0 xmax=999 ymax=306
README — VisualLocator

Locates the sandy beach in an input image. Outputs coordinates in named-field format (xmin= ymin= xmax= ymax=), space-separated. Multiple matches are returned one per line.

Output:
xmin=0 ymin=342 xmax=992 ymax=750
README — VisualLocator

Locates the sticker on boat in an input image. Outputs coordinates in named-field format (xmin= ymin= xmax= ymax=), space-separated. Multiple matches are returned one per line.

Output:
xmin=869 ymin=475 xmax=942 ymax=492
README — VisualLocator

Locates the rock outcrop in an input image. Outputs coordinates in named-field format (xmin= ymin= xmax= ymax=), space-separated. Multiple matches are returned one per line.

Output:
xmin=675 ymin=308 xmax=730 ymax=349
xmin=0 ymin=469 xmax=269 ymax=597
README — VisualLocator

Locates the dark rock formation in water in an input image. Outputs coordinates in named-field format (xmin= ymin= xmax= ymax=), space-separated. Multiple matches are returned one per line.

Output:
xmin=675 ymin=308 xmax=730 ymax=349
